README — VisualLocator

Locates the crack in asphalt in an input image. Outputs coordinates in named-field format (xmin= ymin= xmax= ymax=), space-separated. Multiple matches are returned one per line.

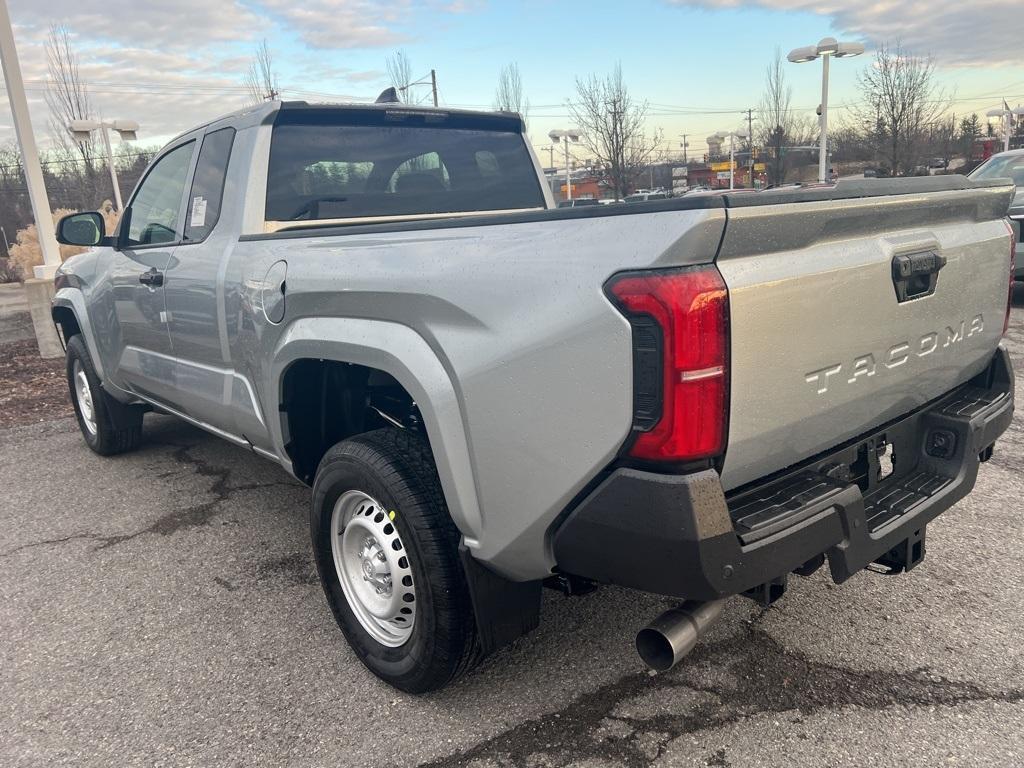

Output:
xmin=416 ymin=616 xmax=1024 ymax=768
xmin=0 ymin=441 xmax=302 ymax=559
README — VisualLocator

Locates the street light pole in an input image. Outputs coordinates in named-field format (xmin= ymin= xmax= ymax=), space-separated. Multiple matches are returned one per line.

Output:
xmin=68 ymin=119 xmax=139 ymax=211
xmin=564 ymin=139 xmax=572 ymax=201
xmin=788 ymin=37 xmax=864 ymax=183
xmin=729 ymin=134 xmax=736 ymax=189
xmin=548 ymin=128 xmax=581 ymax=202
xmin=715 ymin=130 xmax=748 ymax=190
xmin=98 ymin=125 xmax=122 ymax=211
xmin=986 ymin=107 xmax=1024 ymax=153
xmin=0 ymin=0 xmax=61 ymax=279
xmin=818 ymin=52 xmax=830 ymax=183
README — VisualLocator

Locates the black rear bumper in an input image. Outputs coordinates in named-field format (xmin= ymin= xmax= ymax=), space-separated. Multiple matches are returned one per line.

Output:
xmin=552 ymin=347 xmax=1015 ymax=600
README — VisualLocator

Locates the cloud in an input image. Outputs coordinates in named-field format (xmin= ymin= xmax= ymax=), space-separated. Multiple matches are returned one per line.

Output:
xmin=0 ymin=0 xmax=443 ymax=146
xmin=256 ymin=0 xmax=411 ymax=49
xmin=8 ymin=0 xmax=264 ymax=52
xmin=672 ymin=0 xmax=1020 ymax=67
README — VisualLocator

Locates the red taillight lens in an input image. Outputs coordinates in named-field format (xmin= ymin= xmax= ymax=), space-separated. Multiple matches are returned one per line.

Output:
xmin=1005 ymin=219 xmax=1017 ymax=337
xmin=609 ymin=266 xmax=729 ymax=462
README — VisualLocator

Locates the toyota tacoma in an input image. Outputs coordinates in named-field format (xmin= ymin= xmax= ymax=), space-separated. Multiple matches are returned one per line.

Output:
xmin=50 ymin=97 xmax=1017 ymax=692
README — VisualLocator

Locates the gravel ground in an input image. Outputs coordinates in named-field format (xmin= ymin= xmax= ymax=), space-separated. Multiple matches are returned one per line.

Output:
xmin=1 ymin=292 xmax=1022 ymax=767
xmin=0 ymin=339 xmax=74 ymax=428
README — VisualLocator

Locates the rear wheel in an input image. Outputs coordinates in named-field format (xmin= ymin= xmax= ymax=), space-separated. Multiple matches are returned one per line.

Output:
xmin=310 ymin=428 xmax=480 ymax=693
xmin=65 ymin=335 xmax=143 ymax=455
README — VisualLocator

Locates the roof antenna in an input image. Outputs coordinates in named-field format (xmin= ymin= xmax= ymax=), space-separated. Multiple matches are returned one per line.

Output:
xmin=375 ymin=87 xmax=401 ymax=104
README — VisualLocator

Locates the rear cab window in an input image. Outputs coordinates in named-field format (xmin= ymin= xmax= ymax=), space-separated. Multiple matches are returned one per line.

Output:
xmin=184 ymin=127 xmax=235 ymax=242
xmin=264 ymin=107 xmax=544 ymax=230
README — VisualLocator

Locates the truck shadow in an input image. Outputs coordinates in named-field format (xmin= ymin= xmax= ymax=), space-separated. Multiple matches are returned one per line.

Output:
xmin=131 ymin=414 xmax=1023 ymax=767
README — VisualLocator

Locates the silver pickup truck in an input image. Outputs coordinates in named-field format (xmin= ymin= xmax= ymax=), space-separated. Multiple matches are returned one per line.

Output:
xmin=51 ymin=99 xmax=1016 ymax=693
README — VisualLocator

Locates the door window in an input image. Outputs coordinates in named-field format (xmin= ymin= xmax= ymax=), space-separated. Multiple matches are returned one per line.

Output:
xmin=126 ymin=141 xmax=195 ymax=247
xmin=184 ymin=128 xmax=235 ymax=242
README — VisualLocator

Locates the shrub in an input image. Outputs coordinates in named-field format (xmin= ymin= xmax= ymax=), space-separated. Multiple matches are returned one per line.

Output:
xmin=9 ymin=201 xmax=119 ymax=281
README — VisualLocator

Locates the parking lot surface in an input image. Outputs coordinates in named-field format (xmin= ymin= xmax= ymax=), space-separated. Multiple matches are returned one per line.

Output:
xmin=2 ymin=294 xmax=1023 ymax=767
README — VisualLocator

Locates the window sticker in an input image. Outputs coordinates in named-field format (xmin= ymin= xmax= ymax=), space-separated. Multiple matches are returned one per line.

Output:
xmin=190 ymin=196 xmax=207 ymax=228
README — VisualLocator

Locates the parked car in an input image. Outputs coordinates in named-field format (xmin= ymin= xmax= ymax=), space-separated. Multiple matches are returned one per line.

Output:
xmin=52 ymin=99 xmax=1017 ymax=692
xmin=625 ymin=191 xmax=669 ymax=202
xmin=557 ymin=198 xmax=601 ymax=208
xmin=968 ymin=148 xmax=1024 ymax=279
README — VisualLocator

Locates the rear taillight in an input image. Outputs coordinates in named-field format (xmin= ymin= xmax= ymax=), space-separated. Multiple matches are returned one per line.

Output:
xmin=1005 ymin=219 xmax=1017 ymax=336
xmin=608 ymin=266 xmax=729 ymax=463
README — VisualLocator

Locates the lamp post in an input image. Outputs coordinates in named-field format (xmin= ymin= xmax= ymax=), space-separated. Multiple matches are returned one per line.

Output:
xmin=715 ymin=130 xmax=748 ymax=190
xmin=788 ymin=37 xmax=865 ymax=183
xmin=985 ymin=107 xmax=1024 ymax=153
xmin=548 ymin=128 xmax=581 ymax=201
xmin=67 ymin=119 xmax=140 ymax=211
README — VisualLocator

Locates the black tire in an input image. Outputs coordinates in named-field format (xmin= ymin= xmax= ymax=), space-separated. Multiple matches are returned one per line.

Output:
xmin=310 ymin=428 xmax=480 ymax=693
xmin=65 ymin=335 xmax=143 ymax=455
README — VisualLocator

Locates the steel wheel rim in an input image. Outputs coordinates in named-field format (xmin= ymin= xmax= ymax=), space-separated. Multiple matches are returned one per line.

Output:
xmin=73 ymin=360 xmax=97 ymax=436
xmin=330 ymin=490 xmax=416 ymax=647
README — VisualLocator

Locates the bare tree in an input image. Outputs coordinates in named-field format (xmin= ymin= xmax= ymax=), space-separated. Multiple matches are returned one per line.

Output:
xmin=570 ymin=63 xmax=660 ymax=200
xmin=756 ymin=49 xmax=796 ymax=186
xmin=493 ymin=62 xmax=529 ymax=128
xmin=245 ymin=40 xmax=279 ymax=103
xmin=853 ymin=41 xmax=947 ymax=175
xmin=387 ymin=50 xmax=413 ymax=102
xmin=43 ymin=25 xmax=107 ymax=210
xmin=45 ymin=26 xmax=94 ymax=162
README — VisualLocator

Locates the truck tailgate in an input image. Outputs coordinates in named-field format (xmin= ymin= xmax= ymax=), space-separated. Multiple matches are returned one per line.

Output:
xmin=716 ymin=182 xmax=1014 ymax=491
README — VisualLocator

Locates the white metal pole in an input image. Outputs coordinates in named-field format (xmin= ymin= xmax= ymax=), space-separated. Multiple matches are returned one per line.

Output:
xmin=99 ymin=124 xmax=123 ymax=211
xmin=729 ymin=135 xmax=735 ymax=190
xmin=819 ymin=54 xmax=830 ymax=183
xmin=564 ymin=139 xmax=572 ymax=201
xmin=0 ymin=0 xmax=61 ymax=278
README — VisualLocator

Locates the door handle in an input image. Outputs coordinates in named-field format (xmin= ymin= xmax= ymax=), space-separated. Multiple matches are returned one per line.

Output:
xmin=139 ymin=268 xmax=164 ymax=287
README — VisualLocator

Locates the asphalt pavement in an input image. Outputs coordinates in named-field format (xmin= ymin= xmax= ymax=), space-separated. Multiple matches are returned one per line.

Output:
xmin=2 ymin=292 xmax=1023 ymax=767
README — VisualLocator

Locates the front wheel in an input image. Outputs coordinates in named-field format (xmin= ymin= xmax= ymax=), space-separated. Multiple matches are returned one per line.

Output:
xmin=310 ymin=428 xmax=480 ymax=693
xmin=65 ymin=335 xmax=143 ymax=455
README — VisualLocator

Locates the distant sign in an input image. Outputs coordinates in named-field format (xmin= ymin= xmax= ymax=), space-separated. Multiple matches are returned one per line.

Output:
xmin=710 ymin=161 xmax=735 ymax=172
xmin=754 ymin=162 xmax=766 ymax=172
xmin=716 ymin=171 xmax=732 ymax=180
xmin=672 ymin=166 xmax=688 ymax=178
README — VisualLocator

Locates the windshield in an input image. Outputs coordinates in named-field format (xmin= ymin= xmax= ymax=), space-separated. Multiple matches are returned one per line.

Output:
xmin=969 ymin=154 xmax=1024 ymax=187
xmin=266 ymin=108 xmax=544 ymax=224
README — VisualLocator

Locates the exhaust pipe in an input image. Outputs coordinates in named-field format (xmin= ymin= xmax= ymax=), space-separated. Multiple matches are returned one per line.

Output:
xmin=635 ymin=599 xmax=727 ymax=672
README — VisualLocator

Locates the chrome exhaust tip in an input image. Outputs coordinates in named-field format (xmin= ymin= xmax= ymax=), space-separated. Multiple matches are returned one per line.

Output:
xmin=636 ymin=599 xmax=727 ymax=672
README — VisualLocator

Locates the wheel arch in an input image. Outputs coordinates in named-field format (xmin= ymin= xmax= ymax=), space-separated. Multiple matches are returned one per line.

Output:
xmin=52 ymin=290 xmax=105 ymax=380
xmin=270 ymin=317 xmax=483 ymax=543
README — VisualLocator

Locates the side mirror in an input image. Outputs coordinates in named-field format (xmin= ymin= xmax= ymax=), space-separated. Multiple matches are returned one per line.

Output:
xmin=56 ymin=211 xmax=108 ymax=247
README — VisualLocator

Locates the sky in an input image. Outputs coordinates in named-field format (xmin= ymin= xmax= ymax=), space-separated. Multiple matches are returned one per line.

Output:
xmin=1 ymin=0 xmax=1023 ymax=166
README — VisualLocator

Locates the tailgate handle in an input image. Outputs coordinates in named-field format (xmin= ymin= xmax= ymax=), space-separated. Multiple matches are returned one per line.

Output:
xmin=891 ymin=251 xmax=946 ymax=302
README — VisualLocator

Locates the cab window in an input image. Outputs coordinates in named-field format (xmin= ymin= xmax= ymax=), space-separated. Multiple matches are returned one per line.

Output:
xmin=126 ymin=141 xmax=195 ymax=247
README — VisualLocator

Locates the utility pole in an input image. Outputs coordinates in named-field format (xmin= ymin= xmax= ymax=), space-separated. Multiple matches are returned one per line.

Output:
xmin=0 ymin=0 xmax=60 ymax=279
xmin=745 ymin=108 xmax=755 ymax=189
xmin=430 ymin=69 xmax=438 ymax=108
xmin=679 ymin=133 xmax=689 ymax=163
xmin=540 ymin=145 xmax=555 ymax=169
